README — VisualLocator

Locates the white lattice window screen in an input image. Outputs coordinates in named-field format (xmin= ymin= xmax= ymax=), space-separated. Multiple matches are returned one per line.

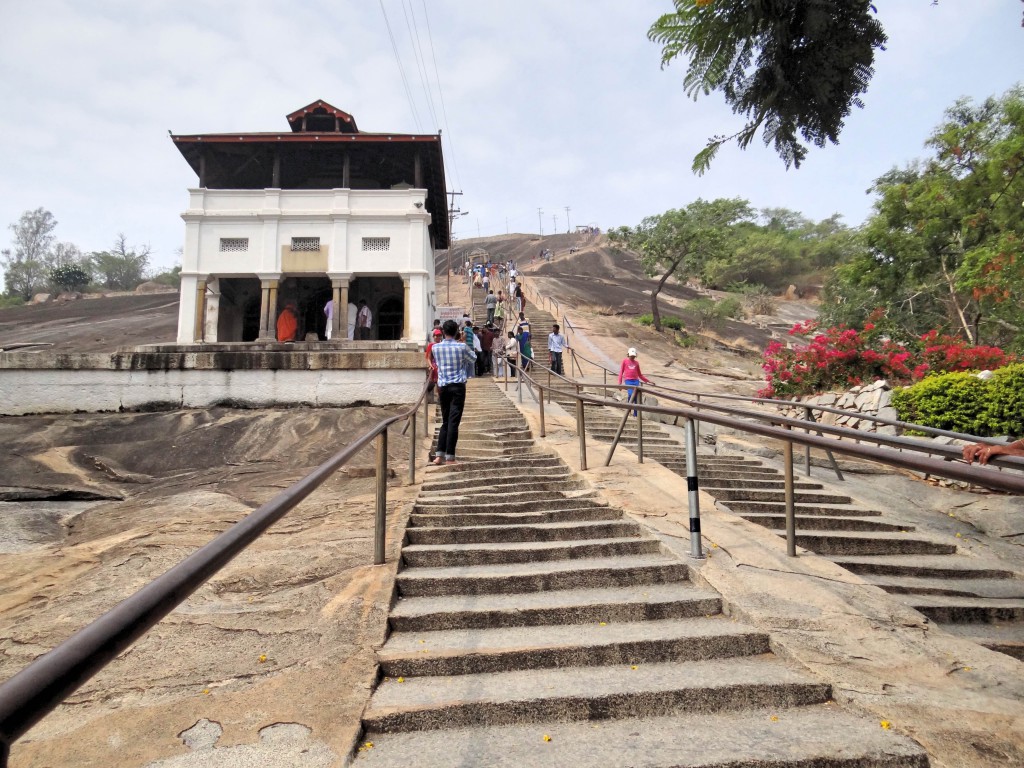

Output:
xmin=291 ymin=237 xmax=321 ymax=252
xmin=219 ymin=238 xmax=249 ymax=252
xmin=362 ymin=237 xmax=391 ymax=252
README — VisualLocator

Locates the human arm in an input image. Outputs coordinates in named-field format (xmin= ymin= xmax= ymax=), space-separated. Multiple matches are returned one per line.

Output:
xmin=618 ymin=359 xmax=626 ymax=385
xmin=962 ymin=438 xmax=1024 ymax=465
xmin=636 ymin=363 xmax=652 ymax=385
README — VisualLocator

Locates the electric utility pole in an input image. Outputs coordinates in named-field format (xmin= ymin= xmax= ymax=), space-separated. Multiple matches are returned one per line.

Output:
xmin=446 ymin=190 xmax=464 ymax=303
xmin=565 ymin=206 xmax=571 ymax=233
xmin=537 ymin=208 xmax=543 ymax=236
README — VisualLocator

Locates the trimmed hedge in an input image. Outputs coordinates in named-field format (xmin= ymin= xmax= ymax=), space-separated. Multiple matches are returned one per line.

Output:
xmin=891 ymin=363 xmax=1024 ymax=437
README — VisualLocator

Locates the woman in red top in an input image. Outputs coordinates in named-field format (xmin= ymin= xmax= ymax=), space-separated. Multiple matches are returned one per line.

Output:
xmin=618 ymin=347 xmax=652 ymax=411
xmin=425 ymin=328 xmax=442 ymax=387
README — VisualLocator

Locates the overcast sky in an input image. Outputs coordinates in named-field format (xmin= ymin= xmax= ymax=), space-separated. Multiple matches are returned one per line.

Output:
xmin=1 ymin=0 xmax=1021 ymax=277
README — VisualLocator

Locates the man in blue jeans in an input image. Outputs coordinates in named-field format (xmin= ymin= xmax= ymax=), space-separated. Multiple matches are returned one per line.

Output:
xmin=431 ymin=319 xmax=478 ymax=465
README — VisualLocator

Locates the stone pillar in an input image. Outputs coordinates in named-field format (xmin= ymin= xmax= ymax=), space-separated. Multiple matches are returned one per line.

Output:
xmin=193 ymin=278 xmax=207 ymax=342
xmin=332 ymin=277 xmax=348 ymax=340
xmin=258 ymin=278 xmax=279 ymax=340
xmin=403 ymin=276 xmax=411 ymax=340
xmin=339 ymin=280 xmax=350 ymax=338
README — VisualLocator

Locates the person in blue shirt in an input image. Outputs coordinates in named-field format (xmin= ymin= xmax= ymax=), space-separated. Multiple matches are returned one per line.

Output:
xmin=430 ymin=319 xmax=478 ymax=465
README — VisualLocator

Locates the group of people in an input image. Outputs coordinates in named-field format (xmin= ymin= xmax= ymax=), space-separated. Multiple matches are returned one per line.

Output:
xmin=274 ymin=298 xmax=373 ymax=342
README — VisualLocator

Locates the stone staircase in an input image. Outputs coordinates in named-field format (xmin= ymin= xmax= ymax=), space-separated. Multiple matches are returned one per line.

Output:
xmin=354 ymin=378 xmax=928 ymax=766
xmin=544 ymin=382 xmax=1024 ymax=662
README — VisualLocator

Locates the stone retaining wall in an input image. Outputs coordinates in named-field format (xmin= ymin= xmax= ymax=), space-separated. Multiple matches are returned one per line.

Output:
xmin=0 ymin=345 xmax=427 ymax=415
xmin=779 ymin=379 xmax=900 ymax=435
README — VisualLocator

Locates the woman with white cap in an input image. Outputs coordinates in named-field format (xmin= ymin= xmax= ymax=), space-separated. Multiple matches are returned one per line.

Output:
xmin=618 ymin=347 xmax=652 ymax=410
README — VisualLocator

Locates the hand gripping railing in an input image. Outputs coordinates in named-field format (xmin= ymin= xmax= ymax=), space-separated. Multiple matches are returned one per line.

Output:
xmin=514 ymin=364 xmax=1024 ymax=563
xmin=0 ymin=379 xmax=432 ymax=766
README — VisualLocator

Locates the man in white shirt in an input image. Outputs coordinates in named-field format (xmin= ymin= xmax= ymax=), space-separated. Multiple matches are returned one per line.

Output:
xmin=356 ymin=300 xmax=372 ymax=340
xmin=548 ymin=323 xmax=569 ymax=375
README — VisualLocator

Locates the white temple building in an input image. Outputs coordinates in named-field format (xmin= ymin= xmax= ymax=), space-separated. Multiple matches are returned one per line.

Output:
xmin=170 ymin=100 xmax=448 ymax=345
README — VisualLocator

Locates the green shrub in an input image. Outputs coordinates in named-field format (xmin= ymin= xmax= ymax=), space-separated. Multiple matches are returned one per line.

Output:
xmin=637 ymin=313 xmax=684 ymax=330
xmin=0 ymin=295 xmax=25 ymax=309
xmin=662 ymin=315 xmax=685 ymax=330
xmin=891 ymin=363 xmax=1024 ymax=437
xmin=716 ymin=296 xmax=743 ymax=319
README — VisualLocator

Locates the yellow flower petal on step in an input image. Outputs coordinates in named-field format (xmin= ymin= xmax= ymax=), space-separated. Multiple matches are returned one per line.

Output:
xmin=880 ymin=720 xmax=891 ymax=730
xmin=963 ymin=666 xmax=972 ymax=671
xmin=769 ymin=715 xmax=779 ymax=722
xmin=397 ymin=677 xmax=405 ymax=683
xmin=955 ymin=532 xmax=962 ymax=538
xmin=711 ymin=542 xmax=718 ymax=548
xmin=599 ymin=622 xmax=607 ymax=626
xmin=257 ymin=654 xmax=267 ymax=663
xmin=630 ymin=665 xmax=638 ymax=670
xmin=202 ymin=689 xmax=210 ymax=695
xmin=543 ymin=735 xmax=552 ymax=742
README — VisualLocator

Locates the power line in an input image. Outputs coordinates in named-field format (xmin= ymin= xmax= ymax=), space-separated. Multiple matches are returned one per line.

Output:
xmin=379 ymin=0 xmax=422 ymax=131
xmin=401 ymin=0 xmax=440 ymax=130
xmin=419 ymin=0 xmax=462 ymax=192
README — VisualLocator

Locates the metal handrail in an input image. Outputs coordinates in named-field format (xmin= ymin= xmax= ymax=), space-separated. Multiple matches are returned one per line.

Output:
xmin=0 ymin=379 xmax=432 ymax=765
xmin=567 ymin=347 xmax=1024 ymax=465
xmin=516 ymin=365 xmax=1024 ymax=492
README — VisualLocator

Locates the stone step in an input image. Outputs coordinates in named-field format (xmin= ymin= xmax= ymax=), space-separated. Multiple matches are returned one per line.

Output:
xmin=687 ymin=467 xmax=785 ymax=478
xmin=406 ymin=520 xmax=641 ymax=546
xmin=690 ymin=478 xmax=825 ymax=491
xmin=410 ymin=507 xmax=621 ymax=529
xmin=896 ymin=594 xmax=1024 ymax=624
xmin=362 ymin=657 xmax=831 ymax=733
xmin=829 ymin=555 xmax=1014 ymax=580
xmin=414 ymin=496 xmax=609 ymax=515
xmin=395 ymin=555 xmax=690 ymax=597
xmin=705 ymin=489 xmax=854 ymax=504
xmin=771 ymin=531 xmax=957 ymax=557
xmin=377 ymin=617 xmax=772 ymax=677
xmin=402 ymin=535 xmax=662 ymax=567
xmin=739 ymin=514 xmax=909 ymax=533
xmin=416 ymin=489 xmax=599 ymax=505
xmin=355 ymin=706 xmax=929 ymax=767
xmin=421 ymin=472 xmax=576 ymax=493
xmin=387 ymin=583 xmax=723 ymax=632
xmin=425 ymin=456 xmax=565 ymax=474
xmin=941 ymin=622 xmax=1024 ymax=661
xmin=867 ymin=575 xmax=1024 ymax=599
xmin=722 ymin=501 xmax=882 ymax=517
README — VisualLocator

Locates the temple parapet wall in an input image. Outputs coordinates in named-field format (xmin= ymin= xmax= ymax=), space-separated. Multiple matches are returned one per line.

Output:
xmin=0 ymin=345 xmax=425 ymax=415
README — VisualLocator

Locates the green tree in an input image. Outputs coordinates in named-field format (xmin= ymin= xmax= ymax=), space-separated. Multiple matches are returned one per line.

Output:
xmin=2 ymin=207 xmax=58 ymax=299
xmin=608 ymin=198 xmax=754 ymax=330
xmin=49 ymin=263 xmax=91 ymax=292
xmin=821 ymin=86 xmax=1024 ymax=350
xmin=90 ymin=233 xmax=151 ymax=291
xmin=649 ymin=0 xmax=887 ymax=173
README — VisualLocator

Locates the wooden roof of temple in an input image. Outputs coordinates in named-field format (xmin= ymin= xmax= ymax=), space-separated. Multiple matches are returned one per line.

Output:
xmin=170 ymin=101 xmax=450 ymax=248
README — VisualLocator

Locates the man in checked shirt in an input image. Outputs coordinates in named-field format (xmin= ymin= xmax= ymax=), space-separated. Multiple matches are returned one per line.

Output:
xmin=430 ymin=319 xmax=479 ymax=465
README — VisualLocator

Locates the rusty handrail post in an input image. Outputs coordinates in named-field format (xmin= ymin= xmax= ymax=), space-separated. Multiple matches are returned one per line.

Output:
xmin=604 ymin=390 xmax=633 ymax=466
xmin=603 ymin=368 xmax=607 ymax=390
xmin=803 ymin=406 xmax=812 ymax=477
xmin=784 ymin=427 xmax=796 ymax=557
xmin=636 ymin=388 xmax=644 ymax=464
xmin=517 ymin=363 xmax=524 ymax=403
xmin=576 ymin=397 xmax=588 ymax=471
xmin=504 ymin=356 xmax=509 ymax=391
xmin=684 ymin=418 xmax=704 ymax=560
xmin=373 ymin=430 xmax=388 ymax=565
xmin=539 ymin=381 xmax=546 ymax=437
xmin=408 ymin=407 xmax=416 ymax=485
xmin=804 ymin=408 xmax=845 ymax=482
xmin=695 ymin=394 xmax=700 ymax=442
